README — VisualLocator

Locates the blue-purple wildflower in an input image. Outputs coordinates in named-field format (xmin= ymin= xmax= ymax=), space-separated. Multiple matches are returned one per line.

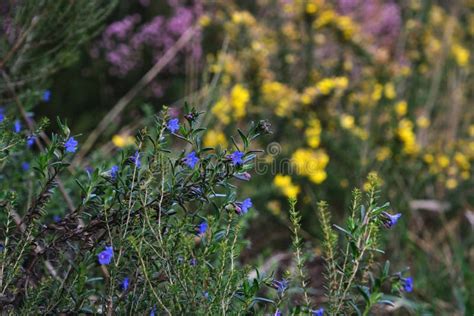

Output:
xmin=0 ymin=244 xmax=4 ymax=252
xmin=273 ymin=279 xmax=289 ymax=295
xmin=131 ymin=151 xmax=141 ymax=169
xmin=167 ymin=118 xmax=179 ymax=133
xmin=198 ymin=221 xmax=208 ymax=235
xmin=21 ymin=162 xmax=30 ymax=171
xmin=110 ymin=165 xmax=119 ymax=179
xmin=190 ymin=258 xmax=197 ymax=266
xmin=184 ymin=151 xmax=199 ymax=168
xmin=13 ymin=120 xmax=21 ymax=133
xmin=237 ymin=198 xmax=253 ymax=214
xmin=274 ymin=309 xmax=282 ymax=316
xmin=401 ymin=276 xmax=413 ymax=292
xmin=26 ymin=136 xmax=35 ymax=148
xmin=150 ymin=305 xmax=156 ymax=316
xmin=0 ymin=107 xmax=5 ymax=122
xmin=230 ymin=151 xmax=244 ymax=166
xmin=381 ymin=212 xmax=402 ymax=228
xmin=121 ymin=277 xmax=130 ymax=291
xmin=98 ymin=246 xmax=114 ymax=265
xmin=42 ymin=90 xmax=51 ymax=102
xmin=312 ymin=308 xmax=324 ymax=316
xmin=53 ymin=215 xmax=61 ymax=223
xmin=65 ymin=137 xmax=78 ymax=153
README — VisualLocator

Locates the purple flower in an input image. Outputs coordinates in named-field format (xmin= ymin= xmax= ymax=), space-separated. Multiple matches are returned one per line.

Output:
xmin=198 ymin=221 xmax=208 ymax=235
xmin=42 ymin=90 xmax=51 ymax=102
xmin=203 ymin=291 xmax=209 ymax=299
xmin=98 ymin=246 xmax=114 ymax=265
xmin=21 ymin=162 xmax=30 ymax=171
xmin=0 ymin=244 xmax=4 ymax=252
xmin=121 ymin=277 xmax=130 ymax=291
xmin=26 ymin=136 xmax=35 ymax=148
xmin=13 ymin=119 xmax=21 ymax=133
xmin=230 ymin=151 xmax=244 ymax=166
xmin=273 ymin=279 xmax=289 ymax=294
xmin=65 ymin=137 xmax=78 ymax=153
xmin=0 ymin=107 xmax=5 ymax=122
xmin=274 ymin=309 xmax=282 ymax=316
xmin=184 ymin=151 xmax=199 ymax=168
xmin=381 ymin=212 xmax=401 ymax=228
xmin=150 ymin=305 xmax=156 ymax=316
xmin=53 ymin=215 xmax=61 ymax=223
xmin=401 ymin=276 xmax=413 ymax=292
xmin=110 ymin=165 xmax=119 ymax=179
xmin=131 ymin=151 xmax=141 ymax=168
xmin=167 ymin=118 xmax=179 ymax=133
xmin=190 ymin=258 xmax=197 ymax=266
xmin=312 ymin=308 xmax=324 ymax=316
xmin=239 ymin=198 xmax=252 ymax=214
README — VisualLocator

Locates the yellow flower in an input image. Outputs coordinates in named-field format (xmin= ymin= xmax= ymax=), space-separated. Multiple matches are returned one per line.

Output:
xmin=309 ymin=169 xmax=327 ymax=184
xmin=397 ymin=119 xmax=418 ymax=155
xmin=112 ymin=135 xmax=135 ymax=148
xmin=273 ymin=174 xmax=300 ymax=198
xmin=340 ymin=114 xmax=355 ymax=129
xmin=198 ymin=15 xmax=211 ymax=27
xmin=376 ymin=147 xmax=391 ymax=161
xmin=305 ymin=118 xmax=322 ymax=148
xmin=437 ymin=154 xmax=450 ymax=168
xmin=395 ymin=101 xmax=407 ymax=117
xmin=384 ymin=83 xmax=396 ymax=100
xmin=454 ymin=152 xmax=470 ymax=170
xmin=306 ymin=3 xmax=318 ymax=14
xmin=211 ymin=98 xmax=231 ymax=124
xmin=203 ymin=130 xmax=228 ymax=148
xmin=445 ymin=178 xmax=458 ymax=190
xmin=451 ymin=44 xmax=469 ymax=67
xmin=423 ymin=154 xmax=434 ymax=164
xmin=314 ymin=10 xmax=336 ymax=28
xmin=292 ymin=148 xmax=329 ymax=184
xmin=230 ymin=84 xmax=250 ymax=119
xmin=316 ymin=78 xmax=335 ymax=95
xmin=416 ymin=116 xmax=430 ymax=128
xmin=336 ymin=16 xmax=355 ymax=39
xmin=371 ymin=83 xmax=383 ymax=102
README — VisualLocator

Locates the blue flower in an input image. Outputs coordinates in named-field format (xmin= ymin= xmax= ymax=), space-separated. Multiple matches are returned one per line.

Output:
xmin=382 ymin=212 xmax=402 ymax=228
xmin=131 ymin=151 xmax=141 ymax=169
xmin=150 ymin=305 xmax=156 ymax=316
xmin=42 ymin=90 xmax=51 ymax=102
xmin=312 ymin=308 xmax=324 ymax=316
xmin=273 ymin=279 xmax=289 ymax=294
xmin=401 ymin=276 xmax=413 ymax=292
xmin=236 ymin=198 xmax=253 ymax=214
xmin=21 ymin=162 xmax=30 ymax=171
xmin=203 ymin=291 xmax=209 ymax=299
xmin=167 ymin=118 xmax=179 ymax=133
xmin=121 ymin=277 xmax=129 ymax=291
xmin=0 ymin=107 xmax=5 ymax=122
xmin=198 ymin=221 xmax=208 ymax=235
xmin=274 ymin=309 xmax=282 ymax=316
xmin=65 ymin=137 xmax=78 ymax=153
xmin=230 ymin=151 xmax=244 ymax=166
xmin=98 ymin=246 xmax=114 ymax=265
xmin=26 ymin=136 xmax=35 ymax=148
xmin=0 ymin=244 xmax=4 ymax=252
xmin=190 ymin=258 xmax=197 ymax=266
xmin=53 ymin=215 xmax=61 ymax=223
xmin=13 ymin=119 xmax=21 ymax=133
xmin=110 ymin=165 xmax=119 ymax=179
xmin=184 ymin=151 xmax=199 ymax=168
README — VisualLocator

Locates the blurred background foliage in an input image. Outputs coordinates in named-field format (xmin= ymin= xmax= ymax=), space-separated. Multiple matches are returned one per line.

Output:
xmin=1 ymin=0 xmax=473 ymax=314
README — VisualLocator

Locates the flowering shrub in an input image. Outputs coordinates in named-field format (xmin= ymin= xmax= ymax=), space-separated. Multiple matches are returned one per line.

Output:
xmin=0 ymin=104 xmax=273 ymax=313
